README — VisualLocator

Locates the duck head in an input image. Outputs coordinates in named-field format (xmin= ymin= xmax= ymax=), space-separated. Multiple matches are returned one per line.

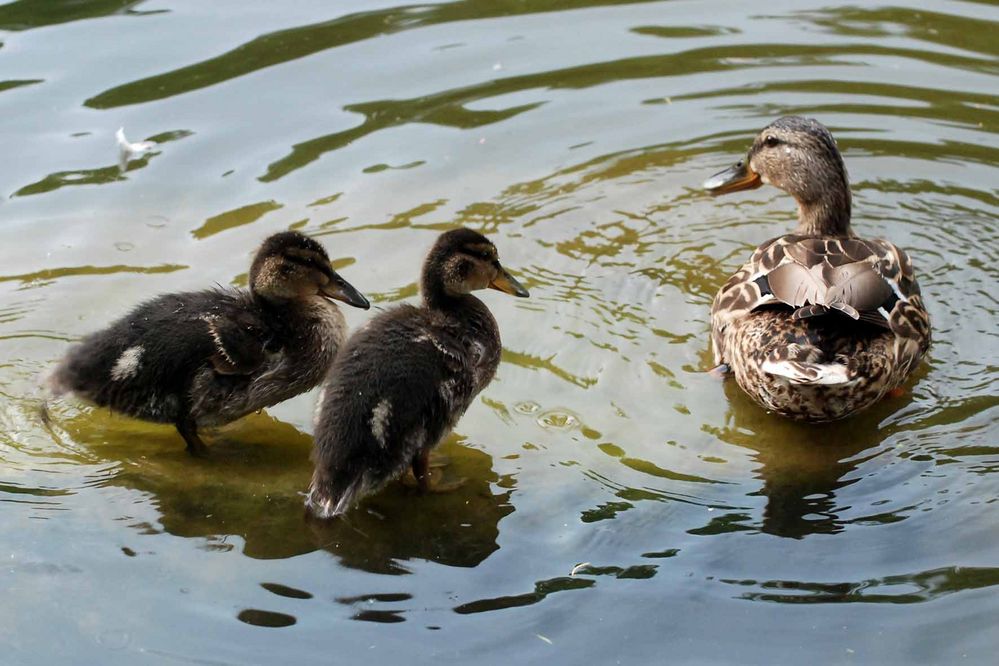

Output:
xmin=704 ymin=116 xmax=852 ymax=236
xmin=421 ymin=228 xmax=530 ymax=306
xmin=249 ymin=231 xmax=369 ymax=309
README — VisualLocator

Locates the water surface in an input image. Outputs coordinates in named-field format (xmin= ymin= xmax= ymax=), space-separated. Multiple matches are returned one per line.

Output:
xmin=1 ymin=0 xmax=997 ymax=663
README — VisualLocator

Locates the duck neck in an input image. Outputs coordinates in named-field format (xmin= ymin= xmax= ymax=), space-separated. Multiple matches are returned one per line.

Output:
xmin=421 ymin=278 xmax=463 ymax=311
xmin=793 ymin=172 xmax=853 ymax=237
xmin=421 ymin=267 xmax=485 ymax=313
xmin=252 ymin=290 xmax=294 ymax=312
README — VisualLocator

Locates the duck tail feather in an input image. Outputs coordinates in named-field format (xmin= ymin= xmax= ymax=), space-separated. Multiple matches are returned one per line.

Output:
xmin=761 ymin=359 xmax=854 ymax=386
xmin=792 ymin=304 xmax=828 ymax=320
xmin=40 ymin=361 xmax=71 ymax=397
xmin=305 ymin=471 xmax=364 ymax=520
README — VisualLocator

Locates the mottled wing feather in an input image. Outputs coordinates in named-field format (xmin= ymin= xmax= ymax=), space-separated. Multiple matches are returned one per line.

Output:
xmin=768 ymin=261 xmax=825 ymax=307
xmin=711 ymin=237 xmax=787 ymax=362
xmin=712 ymin=234 xmax=930 ymax=364
xmin=825 ymin=260 xmax=892 ymax=312
xmin=203 ymin=311 xmax=269 ymax=375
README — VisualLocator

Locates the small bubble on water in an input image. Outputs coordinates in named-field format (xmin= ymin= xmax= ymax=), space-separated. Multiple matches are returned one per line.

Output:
xmin=537 ymin=409 xmax=580 ymax=431
xmin=96 ymin=630 xmax=129 ymax=650
xmin=514 ymin=400 xmax=540 ymax=414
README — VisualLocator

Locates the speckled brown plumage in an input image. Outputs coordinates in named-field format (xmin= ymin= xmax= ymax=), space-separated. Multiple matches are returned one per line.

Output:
xmin=705 ymin=116 xmax=931 ymax=421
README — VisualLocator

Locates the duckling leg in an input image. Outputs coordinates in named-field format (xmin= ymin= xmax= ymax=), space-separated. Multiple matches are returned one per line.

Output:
xmin=175 ymin=418 xmax=209 ymax=457
xmin=412 ymin=448 xmax=432 ymax=493
xmin=410 ymin=448 xmax=466 ymax=493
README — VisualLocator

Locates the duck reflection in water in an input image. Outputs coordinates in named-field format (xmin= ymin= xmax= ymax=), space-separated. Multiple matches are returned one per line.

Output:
xmin=307 ymin=434 xmax=515 ymax=575
xmin=705 ymin=379 xmax=915 ymax=539
xmin=53 ymin=409 xmax=512 ymax=572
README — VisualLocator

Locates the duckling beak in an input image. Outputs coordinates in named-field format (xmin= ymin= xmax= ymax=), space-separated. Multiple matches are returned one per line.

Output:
xmin=703 ymin=159 xmax=762 ymax=195
xmin=489 ymin=267 xmax=530 ymax=298
xmin=320 ymin=273 xmax=370 ymax=309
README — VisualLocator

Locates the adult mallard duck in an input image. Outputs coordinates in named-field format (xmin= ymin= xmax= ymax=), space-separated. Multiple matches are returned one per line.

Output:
xmin=47 ymin=231 xmax=369 ymax=454
xmin=704 ymin=116 xmax=931 ymax=421
xmin=306 ymin=227 xmax=529 ymax=518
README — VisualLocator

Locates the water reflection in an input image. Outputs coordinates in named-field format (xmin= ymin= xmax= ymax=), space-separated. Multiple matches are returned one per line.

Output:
xmin=83 ymin=0 xmax=665 ymax=109
xmin=236 ymin=608 xmax=297 ymax=628
xmin=308 ymin=436 xmax=514 ymax=574
xmin=721 ymin=565 xmax=999 ymax=604
xmin=55 ymin=409 xmax=513 ymax=571
xmin=0 ymin=0 xmax=153 ymax=31
xmin=794 ymin=6 xmax=997 ymax=56
xmin=336 ymin=593 xmax=411 ymax=624
xmin=2 ymin=0 xmax=998 ymax=660
xmin=12 ymin=129 xmax=192 ymax=197
xmin=704 ymin=380 xmax=912 ymax=539
xmin=454 ymin=576 xmax=594 ymax=615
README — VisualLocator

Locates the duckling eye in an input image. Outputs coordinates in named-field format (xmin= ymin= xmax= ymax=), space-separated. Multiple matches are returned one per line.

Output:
xmin=764 ymin=135 xmax=780 ymax=148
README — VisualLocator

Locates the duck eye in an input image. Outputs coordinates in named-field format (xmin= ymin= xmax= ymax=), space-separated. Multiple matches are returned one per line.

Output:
xmin=764 ymin=135 xmax=780 ymax=148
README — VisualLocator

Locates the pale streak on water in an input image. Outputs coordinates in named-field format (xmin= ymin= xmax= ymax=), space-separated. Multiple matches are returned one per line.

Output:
xmin=0 ymin=0 xmax=997 ymax=663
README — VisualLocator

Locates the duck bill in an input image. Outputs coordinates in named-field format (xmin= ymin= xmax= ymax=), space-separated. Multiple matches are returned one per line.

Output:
xmin=703 ymin=160 xmax=762 ymax=196
xmin=489 ymin=267 xmax=530 ymax=298
xmin=320 ymin=273 xmax=370 ymax=309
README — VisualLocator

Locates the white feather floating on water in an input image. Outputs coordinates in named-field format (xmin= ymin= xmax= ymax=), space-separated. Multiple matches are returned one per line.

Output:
xmin=116 ymin=127 xmax=156 ymax=171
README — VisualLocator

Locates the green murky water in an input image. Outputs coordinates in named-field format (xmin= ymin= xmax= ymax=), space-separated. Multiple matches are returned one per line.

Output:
xmin=1 ymin=1 xmax=997 ymax=663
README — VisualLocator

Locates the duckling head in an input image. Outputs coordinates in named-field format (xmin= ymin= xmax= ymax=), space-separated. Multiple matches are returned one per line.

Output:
xmin=421 ymin=228 xmax=530 ymax=306
xmin=704 ymin=116 xmax=852 ymax=236
xmin=249 ymin=231 xmax=369 ymax=309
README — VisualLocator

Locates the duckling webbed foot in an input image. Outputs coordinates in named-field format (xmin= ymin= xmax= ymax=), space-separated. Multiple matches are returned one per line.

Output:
xmin=175 ymin=419 xmax=209 ymax=457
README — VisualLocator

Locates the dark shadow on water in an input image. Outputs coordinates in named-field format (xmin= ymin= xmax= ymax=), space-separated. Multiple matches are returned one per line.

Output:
xmin=54 ymin=408 xmax=513 ymax=571
xmin=335 ymin=593 xmax=412 ymax=623
xmin=0 ymin=0 xmax=157 ymax=31
xmin=260 ymin=582 xmax=313 ymax=600
xmin=697 ymin=378 xmax=917 ymax=539
xmin=236 ymin=608 xmax=297 ymax=628
xmin=307 ymin=437 xmax=515 ymax=574
xmin=83 ymin=0 xmax=665 ymax=109
xmin=720 ymin=565 xmax=999 ymax=604
xmin=450 ymin=563 xmax=657 ymax=615
xmin=12 ymin=130 xmax=192 ymax=198
xmin=454 ymin=575 xmax=595 ymax=615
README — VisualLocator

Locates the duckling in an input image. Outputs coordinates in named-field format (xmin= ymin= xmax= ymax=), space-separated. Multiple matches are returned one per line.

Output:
xmin=704 ymin=116 xmax=931 ymax=421
xmin=47 ymin=231 xmax=369 ymax=454
xmin=306 ymin=227 xmax=529 ymax=518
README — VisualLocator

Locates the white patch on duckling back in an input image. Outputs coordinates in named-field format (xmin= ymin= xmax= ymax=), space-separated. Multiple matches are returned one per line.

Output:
xmin=439 ymin=378 xmax=457 ymax=407
xmin=200 ymin=315 xmax=239 ymax=368
xmin=110 ymin=346 xmax=143 ymax=381
xmin=313 ymin=385 xmax=328 ymax=424
xmin=370 ymin=398 xmax=392 ymax=448
xmin=414 ymin=332 xmax=459 ymax=360
xmin=470 ymin=340 xmax=490 ymax=385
